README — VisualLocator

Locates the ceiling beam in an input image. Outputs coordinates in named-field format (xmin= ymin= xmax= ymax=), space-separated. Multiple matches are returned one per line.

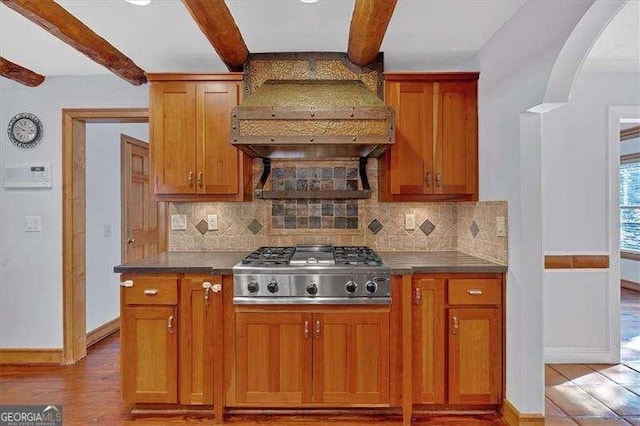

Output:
xmin=181 ymin=0 xmax=248 ymax=72
xmin=0 ymin=57 xmax=45 ymax=87
xmin=1 ymin=0 xmax=147 ymax=85
xmin=347 ymin=0 xmax=398 ymax=67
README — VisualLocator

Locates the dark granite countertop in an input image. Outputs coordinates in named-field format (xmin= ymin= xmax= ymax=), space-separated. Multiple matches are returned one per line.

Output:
xmin=114 ymin=250 xmax=506 ymax=276
xmin=378 ymin=250 xmax=507 ymax=275
xmin=113 ymin=251 xmax=251 ymax=275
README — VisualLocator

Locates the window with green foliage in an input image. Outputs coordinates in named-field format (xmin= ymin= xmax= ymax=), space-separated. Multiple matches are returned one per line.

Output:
xmin=621 ymin=154 xmax=640 ymax=252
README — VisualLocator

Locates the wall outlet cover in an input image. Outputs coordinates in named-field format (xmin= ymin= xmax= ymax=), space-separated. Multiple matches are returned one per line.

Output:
xmin=496 ymin=216 xmax=507 ymax=237
xmin=170 ymin=214 xmax=187 ymax=231
xmin=25 ymin=215 xmax=42 ymax=232
xmin=405 ymin=213 xmax=416 ymax=231
xmin=207 ymin=214 xmax=218 ymax=231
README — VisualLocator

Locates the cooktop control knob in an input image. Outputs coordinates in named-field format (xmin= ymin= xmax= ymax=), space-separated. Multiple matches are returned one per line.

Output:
xmin=365 ymin=280 xmax=378 ymax=294
xmin=306 ymin=283 xmax=318 ymax=296
xmin=267 ymin=280 xmax=279 ymax=293
xmin=247 ymin=281 xmax=260 ymax=294
xmin=345 ymin=280 xmax=358 ymax=294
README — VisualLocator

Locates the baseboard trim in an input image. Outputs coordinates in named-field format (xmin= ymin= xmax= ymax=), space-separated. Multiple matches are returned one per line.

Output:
xmin=622 ymin=279 xmax=640 ymax=292
xmin=545 ymin=347 xmax=612 ymax=363
xmin=86 ymin=317 xmax=120 ymax=348
xmin=501 ymin=400 xmax=544 ymax=425
xmin=0 ymin=349 xmax=63 ymax=365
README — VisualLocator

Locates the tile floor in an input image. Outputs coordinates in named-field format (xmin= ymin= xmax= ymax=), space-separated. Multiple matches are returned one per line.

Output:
xmin=545 ymin=288 xmax=640 ymax=425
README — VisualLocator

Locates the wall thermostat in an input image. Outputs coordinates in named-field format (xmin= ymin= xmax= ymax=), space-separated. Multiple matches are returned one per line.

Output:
xmin=3 ymin=163 xmax=53 ymax=188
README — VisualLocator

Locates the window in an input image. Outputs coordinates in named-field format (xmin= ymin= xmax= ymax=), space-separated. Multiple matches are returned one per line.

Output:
xmin=621 ymin=153 xmax=640 ymax=253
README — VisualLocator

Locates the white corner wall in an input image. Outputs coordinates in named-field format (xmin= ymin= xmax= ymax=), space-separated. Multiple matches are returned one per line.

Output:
xmin=0 ymin=75 xmax=148 ymax=349
xmin=85 ymin=123 xmax=148 ymax=333
xmin=543 ymin=70 xmax=640 ymax=362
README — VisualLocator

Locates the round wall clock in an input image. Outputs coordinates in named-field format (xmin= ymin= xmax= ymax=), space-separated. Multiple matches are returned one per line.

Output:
xmin=8 ymin=112 xmax=43 ymax=149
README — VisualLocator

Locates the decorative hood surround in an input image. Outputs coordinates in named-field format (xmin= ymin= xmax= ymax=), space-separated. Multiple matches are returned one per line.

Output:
xmin=230 ymin=52 xmax=395 ymax=160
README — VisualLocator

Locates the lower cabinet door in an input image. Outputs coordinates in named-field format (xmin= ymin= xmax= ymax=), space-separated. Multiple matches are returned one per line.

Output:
xmin=235 ymin=312 xmax=312 ymax=405
xmin=448 ymin=308 xmax=502 ymax=404
xmin=122 ymin=306 xmax=178 ymax=404
xmin=312 ymin=311 xmax=390 ymax=405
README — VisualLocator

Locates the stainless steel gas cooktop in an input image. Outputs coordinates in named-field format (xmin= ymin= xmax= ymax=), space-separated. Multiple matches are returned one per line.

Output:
xmin=232 ymin=245 xmax=391 ymax=305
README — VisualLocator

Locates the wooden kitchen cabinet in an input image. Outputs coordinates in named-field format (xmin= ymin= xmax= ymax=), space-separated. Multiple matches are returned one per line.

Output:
xmin=412 ymin=277 xmax=445 ymax=404
xmin=122 ymin=305 xmax=178 ymax=404
xmin=411 ymin=274 xmax=503 ymax=407
xmin=380 ymin=73 xmax=478 ymax=202
xmin=233 ymin=308 xmax=390 ymax=407
xmin=149 ymin=74 xmax=251 ymax=201
xmin=235 ymin=312 xmax=312 ymax=405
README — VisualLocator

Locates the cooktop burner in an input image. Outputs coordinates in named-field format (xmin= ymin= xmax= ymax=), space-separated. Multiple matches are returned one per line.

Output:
xmin=334 ymin=246 xmax=384 ymax=266
xmin=240 ymin=246 xmax=295 ymax=265
xmin=239 ymin=245 xmax=383 ymax=267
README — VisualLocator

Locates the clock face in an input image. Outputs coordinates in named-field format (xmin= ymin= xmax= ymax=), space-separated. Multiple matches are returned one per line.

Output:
xmin=8 ymin=113 xmax=43 ymax=149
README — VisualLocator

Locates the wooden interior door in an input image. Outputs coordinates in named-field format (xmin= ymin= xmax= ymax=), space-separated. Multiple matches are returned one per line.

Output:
xmin=122 ymin=305 xmax=178 ymax=404
xmin=412 ymin=278 xmax=445 ymax=404
xmin=122 ymin=134 xmax=161 ymax=262
xmin=434 ymin=81 xmax=477 ymax=195
xmin=179 ymin=275 xmax=221 ymax=405
xmin=312 ymin=311 xmax=390 ymax=405
xmin=151 ymin=82 xmax=197 ymax=194
xmin=387 ymin=81 xmax=434 ymax=195
xmin=235 ymin=311 xmax=312 ymax=405
xmin=448 ymin=307 xmax=501 ymax=404
xmin=197 ymin=81 xmax=242 ymax=195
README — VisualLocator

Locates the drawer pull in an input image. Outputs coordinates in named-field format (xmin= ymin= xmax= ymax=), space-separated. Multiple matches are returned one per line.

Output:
xmin=120 ymin=280 xmax=133 ymax=288
xmin=144 ymin=288 xmax=159 ymax=296
xmin=304 ymin=321 xmax=310 ymax=339
xmin=468 ymin=289 xmax=483 ymax=296
xmin=168 ymin=315 xmax=174 ymax=334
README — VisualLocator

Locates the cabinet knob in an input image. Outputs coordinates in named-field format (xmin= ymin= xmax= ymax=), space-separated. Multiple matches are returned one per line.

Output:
xmin=126 ymin=238 xmax=135 ymax=244
xmin=211 ymin=284 xmax=222 ymax=293
xmin=120 ymin=280 xmax=134 ymax=288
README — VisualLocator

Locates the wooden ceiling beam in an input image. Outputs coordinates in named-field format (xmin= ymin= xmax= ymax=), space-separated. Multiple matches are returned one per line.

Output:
xmin=347 ymin=0 xmax=398 ymax=67
xmin=181 ymin=0 xmax=248 ymax=72
xmin=0 ymin=57 xmax=45 ymax=87
xmin=1 ymin=0 xmax=147 ymax=85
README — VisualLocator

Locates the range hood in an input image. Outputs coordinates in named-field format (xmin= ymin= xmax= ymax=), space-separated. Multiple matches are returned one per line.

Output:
xmin=230 ymin=79 xmax=395 ymax=159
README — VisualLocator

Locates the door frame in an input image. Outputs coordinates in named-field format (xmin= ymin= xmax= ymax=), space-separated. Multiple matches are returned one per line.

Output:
xmin=62 ymin=108 xmax=167 ymax=364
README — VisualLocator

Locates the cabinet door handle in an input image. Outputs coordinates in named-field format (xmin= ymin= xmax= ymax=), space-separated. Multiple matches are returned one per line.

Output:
xmin=414 ymin=288 xmax=421 ymax=305
xmin=126 ymin=238 xmax=135 ymax=244
xmin=197 ymin=171 xmax=203 ymax=188
xmin=425 ymin=172 xmax=432 ymax=186
xmin=168 ymin=315 xmax=174 ymax=334
xmin=314 ymin=320 xmax=321 ymax=339
xmin=468 ymin=289 xmax=483 ymax=296
xmin=143 ymin=288 xmax=158 ymax=296
xmin=188 ymin=171 xmax=194 ymax=186
xmin=304 ymin=321 xmax=310 ymax=339
xmin=452 ymin=316 xmax=459 ymax=335
xmin=435 ymin=173 xmax=442 ymax=187
xmin=202 ymin=281 xmax=212 ymax=306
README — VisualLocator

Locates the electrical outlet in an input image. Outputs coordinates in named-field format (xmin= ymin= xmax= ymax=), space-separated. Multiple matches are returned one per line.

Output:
xmin=405 ymin=213 xmax=416 ymax=231
xmin=496 ymin=216 xmax=506 ymax=237
xmin=207 ymin=214 xmax=218 ymax=231
xmin=25 ymin=216 xmax=42 ymax=232
xmin=170 ymin=214 xmax=187 ymax=231
xmin=103 ymin=225 xmax=112 ymax=238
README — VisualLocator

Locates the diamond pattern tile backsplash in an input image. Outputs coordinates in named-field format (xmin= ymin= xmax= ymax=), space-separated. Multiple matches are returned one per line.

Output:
xmin=169 ymin=159 xmax=508 ymax=264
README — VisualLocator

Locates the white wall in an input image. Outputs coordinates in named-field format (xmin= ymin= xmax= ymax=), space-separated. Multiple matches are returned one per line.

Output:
xmin=621 ymin=134 xmax=640 ymax=285
xmin=85 ymin=123 xmax=148 ymax=333
xmin=0 ymin=75 xmax=148 ymax=348
xmin=543 ymin=71 xmax=640 ymax=361
xmin=474 ymin=0 xmax=594 ymax=414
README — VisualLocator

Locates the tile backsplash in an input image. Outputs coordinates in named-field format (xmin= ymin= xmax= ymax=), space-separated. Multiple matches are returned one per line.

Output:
xmin=169 ymin=159 xmax=508 ymax=265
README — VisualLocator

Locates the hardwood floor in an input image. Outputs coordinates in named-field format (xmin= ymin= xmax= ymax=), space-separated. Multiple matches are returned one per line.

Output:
xmin=545 ymin=288 xmax=640 ymax=425
xmin=0 ymin=332 xmax=504 ymax=425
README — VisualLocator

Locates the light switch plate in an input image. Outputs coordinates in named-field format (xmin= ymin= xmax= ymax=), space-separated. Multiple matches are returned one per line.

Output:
xmin=170 ymin=214 xmax=187 ymax=231
xmin=25 ymin=215 xmax=41 ymax=232
xmin=496 ymin=216 xmax=506 ymax=237
xmin=405 ymin=214 xmax=416 ymax=231
xmin=207 ymin=214 xmax=218 ymax=231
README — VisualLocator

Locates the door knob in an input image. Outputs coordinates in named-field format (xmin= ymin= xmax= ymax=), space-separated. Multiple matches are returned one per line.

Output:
xmin=127 ymin=238 xmax=135 ymax=244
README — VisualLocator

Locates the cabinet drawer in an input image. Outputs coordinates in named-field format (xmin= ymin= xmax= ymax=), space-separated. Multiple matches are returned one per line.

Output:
xmin=123 ymin=276 xmax=178 ymax=305
xmin=448 ymin=279 xmax=501 ymax=305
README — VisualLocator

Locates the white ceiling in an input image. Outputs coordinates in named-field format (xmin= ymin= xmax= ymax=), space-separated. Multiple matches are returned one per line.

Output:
xmin=583 ymin=0 xmax=640 ymax=72
xmin=0 ymin=0 xmax=525 ymax=81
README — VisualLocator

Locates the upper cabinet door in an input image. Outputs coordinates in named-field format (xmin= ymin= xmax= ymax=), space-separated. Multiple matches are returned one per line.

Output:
xmin=197 ymin=82 xmax=242 ymax=195
xmin=434 ymin=81 xmax=478 ymax=196
xmin=151 ymin=82 xmax=197 ymax=194
xmin=387 ymin=81 xmax=434 ymax=196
